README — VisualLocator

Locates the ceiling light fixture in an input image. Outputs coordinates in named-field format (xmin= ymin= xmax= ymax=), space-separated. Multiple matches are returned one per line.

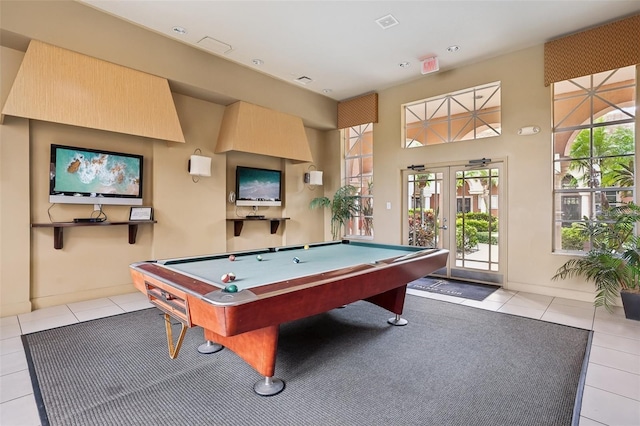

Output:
xmin=399 ymin=62 xmax=411 ymax=68
xmin=172 ymin=26 xmax=187 ymax=35
xmin=447 ymin=45 xmax=460 ymax=53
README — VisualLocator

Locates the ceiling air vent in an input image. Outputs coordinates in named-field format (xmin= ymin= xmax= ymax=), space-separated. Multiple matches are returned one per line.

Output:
xmin=295 ymin=76 xmax=313 ymax=85
xmin=197 ymin=36 xmax=233 ymax=54
xmin=375 ymin=14 xmax=399 ymax=29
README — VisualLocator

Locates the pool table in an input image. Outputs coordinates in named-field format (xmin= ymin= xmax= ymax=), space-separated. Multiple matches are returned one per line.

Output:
xmin=129 ymin=240 xmax=448 ymax=395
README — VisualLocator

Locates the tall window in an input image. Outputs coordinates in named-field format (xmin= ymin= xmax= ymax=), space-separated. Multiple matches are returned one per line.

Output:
xmin=403 ymin=82 xmax=501 ymax=147
xmin=553 ymin=66 xmax=636 ymax=252
xmin=344 ymin=123 xmax=373 ymax=238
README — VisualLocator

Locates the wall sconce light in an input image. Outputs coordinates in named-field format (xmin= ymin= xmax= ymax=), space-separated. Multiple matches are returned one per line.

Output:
xmin=304 ymin=165 xmax=323 ymax=189
xmin=188 ymin=148 xmax=212 ymax=183
xmin=518 ymin=125 xmax=541 ymax=136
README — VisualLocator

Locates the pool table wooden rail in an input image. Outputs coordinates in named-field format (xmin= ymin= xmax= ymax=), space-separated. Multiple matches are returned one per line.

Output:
xmin=130 ymin=246 xmax=449 ymax=394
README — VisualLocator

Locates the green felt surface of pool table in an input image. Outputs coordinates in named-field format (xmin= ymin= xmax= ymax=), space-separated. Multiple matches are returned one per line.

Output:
xmin=159 ymin=241 xmax=420 ymax=291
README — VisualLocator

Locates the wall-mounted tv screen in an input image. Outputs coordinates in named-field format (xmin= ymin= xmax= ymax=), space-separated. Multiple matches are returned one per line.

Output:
xmin=235 ymin=166 xmax=282 ymax=207
xmin=49 ymin=144 xmax=144 ymax=206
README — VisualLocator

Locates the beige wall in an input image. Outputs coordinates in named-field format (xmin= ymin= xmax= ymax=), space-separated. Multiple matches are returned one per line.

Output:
xmin=375 ymin=46 xmax=638 ymax=301
xmin=1 ymin=46 xmax=31 ymax=316
xmin=0 ymin=42 xmax=336 ymax=315
xmin=2 ymin=1 xmax=638 ymax=316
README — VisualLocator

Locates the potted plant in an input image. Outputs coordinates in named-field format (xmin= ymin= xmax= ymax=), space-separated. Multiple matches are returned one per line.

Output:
xmin=310 ymin=185 xmax=359 ymax=240
xmin=552 ymin=202 xmax=640 ymax=320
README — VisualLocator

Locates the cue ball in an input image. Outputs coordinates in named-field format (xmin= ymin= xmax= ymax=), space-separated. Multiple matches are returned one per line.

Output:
xmin=221 ymin=273 xmax=230 ymax=283
xmin=304 ymin=245 xmax=309 ymax=250
xmin=293 ymin=257 xmax=300 ymax=263
xmin=256 ymin=255 xmax=263 ymax=261
xmin=228 ymin=272 xmax=236 ymax=281
xmin=224 ymin=284 xmax=238 ymax=293
xmin=229 ymin=255 xmax=236 ymax=261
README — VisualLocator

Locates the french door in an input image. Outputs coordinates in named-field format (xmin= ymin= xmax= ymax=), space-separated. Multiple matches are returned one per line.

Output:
xmin=404 ymin=162 xmax=504 ymax=285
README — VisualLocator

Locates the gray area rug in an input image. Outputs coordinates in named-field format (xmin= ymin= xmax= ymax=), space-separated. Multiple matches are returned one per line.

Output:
xmin=23 ymin=296 xmax=591 ymax=426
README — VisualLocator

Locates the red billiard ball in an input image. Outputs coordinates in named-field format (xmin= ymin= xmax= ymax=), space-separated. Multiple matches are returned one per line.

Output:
xmin=221 ymin=273 xmax=230 ymax=283
xmin=229 ymin=255 xmax=236 ymax=261
xmin=228 ymin=272 xmax=236 ymax=281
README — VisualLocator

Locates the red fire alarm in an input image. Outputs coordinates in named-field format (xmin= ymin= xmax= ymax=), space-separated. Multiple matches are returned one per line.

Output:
xmin=421 ymin=57 xmax=439 ymax=75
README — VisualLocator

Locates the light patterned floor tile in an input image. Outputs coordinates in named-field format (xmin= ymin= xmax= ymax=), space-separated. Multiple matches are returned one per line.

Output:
xmin=592 ymin=332 xmax=640 ymax=356
xmin=74 ymin=305 xmax=125 ymax=322
xmin=460 ymin=299 xmax=504 ymax=311
xmin=497 ymin=303 xmax=545 ymax=319
xmin=117 ymin=299 xmax=154 ymax=312
xmin=17 ymin=305 xmax=72 ymax=323
xmin=67 ymin=297 xmax=116 ymax=314
xmin=0 ymin=369 xmax=33 ymax=404
xmin=593 ymin=314 xmax=640 ymax=341
xmin=586 ymin=362 xmax=640 ymax=401
xmin=109 ymin=291 xmax=148 ymax=305
xmin=0 ymin=336 xmax=23 ymax=356
xmin=550 ymin=297 xmax=595 ymax=310
xmin=484 ymin=288 xmax=516 ymax=303
xmin=581 ymin=385 xmax=640 ymax=425
xmin=19 ymin=314 xmax=78 ymax=335
xmin=589 ymin=345 xmax=640 ymax=375
xmin=0 ymin=316 xmax=19 ymax=327
xmin=578 ymin=416 xmax=606 ymax=426
xmin=0 ymin=323 xmax=22 ymax=340
xmin=541 ymin=310 xmax=594 ymax=330
xmin=0 ymin=393 xmax=40 ymax=426
xmin=503 ymin=292 xmax=553 ymax=310
xmin=0 ymin=351 xmax=27 ymax=376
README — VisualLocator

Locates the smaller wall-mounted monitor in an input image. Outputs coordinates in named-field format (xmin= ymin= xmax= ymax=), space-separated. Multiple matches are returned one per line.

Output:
xmin=49 ymin=144 xmax=144 ymax=206
xmin=235 ymin=166 xmax=282 ymax=207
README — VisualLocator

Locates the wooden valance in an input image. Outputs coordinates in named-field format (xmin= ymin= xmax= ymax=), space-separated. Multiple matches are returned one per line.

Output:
xmin=1 ymin=40 xmax=185 ymax=142
xmin=215 ymin=101 xmax=313 ymax=163
xmin=337 ymin=92 xmax=378 ymax=129
xmin=544 ymin=14 xmax=640 ymax=86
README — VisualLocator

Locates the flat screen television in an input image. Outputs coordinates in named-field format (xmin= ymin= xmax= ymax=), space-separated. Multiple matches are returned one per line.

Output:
xmin=49 ymin=144 xmax=144 ymax=206
xmin=235 ymin=166 xmax=282 ymax=207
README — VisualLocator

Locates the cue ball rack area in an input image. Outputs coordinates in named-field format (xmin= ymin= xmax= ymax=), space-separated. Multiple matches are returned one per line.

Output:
xmin=144 ymin=280 xmax=190 ymax=325
xmin=144 ymin=279 xmax=192 ymax=359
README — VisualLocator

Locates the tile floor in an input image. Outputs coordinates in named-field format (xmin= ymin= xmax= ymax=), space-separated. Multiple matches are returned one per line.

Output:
xmin=1 ymin=289 xmax=639 ymax=426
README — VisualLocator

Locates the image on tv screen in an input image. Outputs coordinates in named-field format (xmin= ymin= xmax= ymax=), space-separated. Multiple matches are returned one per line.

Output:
xmin=237 ymin=167 xmax=281 ymax=201
xmin=52 ymin=146 xmax=141 ymax=197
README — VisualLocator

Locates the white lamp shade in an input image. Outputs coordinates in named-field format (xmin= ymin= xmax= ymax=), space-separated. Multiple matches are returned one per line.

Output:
xmin=308 ymin=170 xmax=323 ymax=186
xmin=189 ymin=155 xmax=212 ymax=177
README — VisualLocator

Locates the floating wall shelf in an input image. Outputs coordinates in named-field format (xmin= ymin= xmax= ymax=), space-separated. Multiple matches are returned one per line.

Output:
xmin=31 ymin=220 xmax=156 ymax=249
xmin=226 ymin=218 xmax=290 ymax=237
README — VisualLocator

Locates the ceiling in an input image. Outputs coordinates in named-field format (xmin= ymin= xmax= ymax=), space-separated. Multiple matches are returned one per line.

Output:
xmin=80 ymin=1 xmax=640 ymax=101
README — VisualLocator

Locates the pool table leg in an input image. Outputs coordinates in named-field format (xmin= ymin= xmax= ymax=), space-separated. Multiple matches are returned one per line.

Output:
xmin=387 ymin=314 xmax=408 ymax=326
xmin=366 ymin=285 xmax=409 ymax=326
xmin=203 ymin=325 xmax=285 ymax=395
xmin=254 ymin=376 xmax=285 ymax=396
xmin=197 ymin=340 xmax=223 ymax=354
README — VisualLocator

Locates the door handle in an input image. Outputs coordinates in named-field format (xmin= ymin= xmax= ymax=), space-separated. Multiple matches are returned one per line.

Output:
xmin=439 ymin=225 xmax=448 ymax=230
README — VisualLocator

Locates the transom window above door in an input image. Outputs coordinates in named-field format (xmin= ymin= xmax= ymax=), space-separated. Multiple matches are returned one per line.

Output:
xmin=402 ymin=82 xmax=501 ymax=148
